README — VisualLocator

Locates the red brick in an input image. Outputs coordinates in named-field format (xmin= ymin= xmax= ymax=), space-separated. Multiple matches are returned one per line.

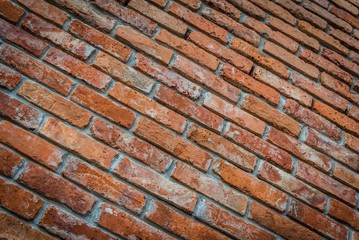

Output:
xmin=329 ymin=26 xmax=359 ymax=52
xmin=0 ymin=18 xmax=48 ymax=57
xmin=252 ymin=66 xmax=312 ymax=107
xmin=322 ymin=47 xmax=359 ymax=76
xmin=287 ymin=199 xmax=348 ymax=240
xmin=267 ymin=16 xmax=320 ymax=51
xmin=157 ymin=29 xmax=219 ymax=71
xmin=242 ymin=15 xmax=298 ymax=53
xmin=145 ymin=200 xmax=229 ymax=240
xmin=330 ymin=0 xmax=358 ymax=16
xmin=188 ymin=124 xmax=257 ymax=171
xmin=213 ymin=159 xmax=288 ymax=211
xmin=258 ymin=161 xmax=326 ymax=210
xmin=116 ymin=25 xmax=173 ymax=64
xmin=155 ymin=85 xmax=223 ymax=133
xmin=196 ymin=199 xmax=276 ymax=240
xmin=44 ymin=47 xmax=111 ymax=90
xmin=18 ymin=81 xmax=91 ymax=128
xmin=178 ymin=0 xmax=201 ymax=10
xmin=0 ymin=146 xmax=23 ymax=177
xmin=71 ymin=85 xmax=135 ymax=129
xmin=0 ymin=121 xmax=64 ymax=170
xmin=91 ymin=118 xmax=172 ymax=173
xmin=333 ymin=163 xmax=359 ymax=191
xmin=296 ymin=161 xmax=356 ymax=206
xmin=93 ymin=51 xmax=154 ymax=93
xmin=221 ymin=64 xmax=280 ymax=105
xmin=313 ymin=100 xmax=359 ymax=137
xmin=0 ymin=43 xmax=73 ymax=96
xmin=0 ymin=212 xmax=55 ymax=240
xmin=63 ymin=157 xmax=146 ymax=213
xmin=203 ymin=0 xmax=241 ymax=19
xmin=134 ymin=53 xmax=201 ymax=100
xmin=306 ymin=128 xmax=359 ymax=171
xmin=92 ymin=0 xmax=158 ymax=35
xmin=99 ymin=203 xmax=175 ymax=239
xmin=328 ymin=198 xmax=359 ymax=230
xmin=69 ymin=20 xmax=131 ymax=62
xmin=134 ymin=118 xmax=212 ymax=172
xmin=201 ymin=6 xmax=260 ymax=46
xmin=0 ymin=91 xmax=42 ymax=130
xmin=283 ymin=99 xmax=341 ymax=141
xmin=114 ymin=158 xmax=197 ymax=213
xmin=300 ymin=49 xmax=352 ymax=84
xmin=148 ymin=0 xmax=168 ymax=7
xmin=17 ymin=0 xmax=69 ymax=26
xmin=349 ymin=105 xmax=359 ymax=121
xmin=19 ymin=162 xmax=95 ymax=214
xmin=293 ymin=71 xmax=348 ymax=111
xmin=129 ymin=0 xmax=187 ymax=36
xmin=226 ymin=0 xmax=266 ymax=19
xmin=330 ymin=5 xmax=359 ymax=29
xmin=231 ymin=37 xmax=290 ymax=79
xmin=312 ymin=0 xmax=329 ymax=8
xmin=203 ymin=92 xmax=265 ymax=135
xmin=172 ymin=161 xmax=248 ymax=214
xmin=0 ymin=63 xmax=21 ymax=90
xmin=264 ymin=41 xmax=319 ymax=79
xmin=172 ymin=55 xmax=241 ymax=102
xmin=224 ymin=123 xmax=293 ymax=172
xmin=40 ymin=117 xmax=117 ymax=168
xmin=40 ymin=206 xmax=116 ymax=240
xmin=345 ymin=133 xmax=359 ymax=153
xmin=109 ymin=81 xmax=186 ymax=133
xmin=242 ymin=94 xmax=302 ymax=137
xmin=22 ymin=14 xmax=94 ymax=60
xmin=169 ymin=2 xmax=227 ymax=43
xmin=0 ymin=0 xmax=24 ymax=23
xmin=0 ymin=178 xmax=43 ymax=220
xmin=298 ymin=20 xmax=349 ymax=55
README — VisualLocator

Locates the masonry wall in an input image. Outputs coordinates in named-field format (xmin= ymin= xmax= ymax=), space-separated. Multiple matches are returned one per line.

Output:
xmin=0 ymin=0 xmax=358 ymax=239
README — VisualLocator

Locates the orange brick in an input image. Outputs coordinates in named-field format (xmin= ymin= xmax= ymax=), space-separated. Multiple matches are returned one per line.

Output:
xmin=109 ymin=81 xmax=186 ymax=133
xmin=0 ymin=121 xmax=65 ymax=170
xmin=0 ymin=0 xmax=24 ymax=23
xmin=345 ymin=133 xmax=359 ymax=153
xmin=329 ymin=26 xmax=359 ymax=52
xmin=331 ymin=0 xmax=358 ymax=15
xmin=0 ymin=63 xmax=22 ymax=90
xmin=19 ymin=162 xmax=95 ymax=214
xmin=71 ymin=85 xmax=135 ymax=129
xmin=213 ymin=159 xmax=288 ymax=211
xmin=178 ymin=0 xmax=201 ymax=10
xmin=328 ymin=198 xmax=359 ymax=229
xmin=226 ymin=0 xmax=266 ymax=19
xmin=333 ymin=163 xmax=359 ymax=191
xmin=39 ymin=117 xmax=117 ymax=168
xmin=0 ymin=146 xmax=23 ymax=177
xmin=187 ymin=124 xmax=257 ymax=171
xmin=203 ymin=0 xmax=241 ymax=19
xmin=115 ymin=158 xmax=197 ymax=213
xmin=18 ymin=81 xmax=91 ymax=128
xmin=349 ymin=105 xmax=359 ymax=121
xmin=322 ymin=47 xmax=359 ymax=76
xmin=156 ymin=29 xmax=219 ymax=71
xmin=134 ymin=117 xmax=212 ymax=171
xmin=330 ymin=5 xmax=359 ymax=29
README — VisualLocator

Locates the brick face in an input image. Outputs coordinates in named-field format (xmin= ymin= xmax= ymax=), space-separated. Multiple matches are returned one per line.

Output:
xmin=0 ymin=0 xmax=358 ymax=239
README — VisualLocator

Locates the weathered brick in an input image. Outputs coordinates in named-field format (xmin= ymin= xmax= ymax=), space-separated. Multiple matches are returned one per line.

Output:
xmin=0 ymin=178 xmax=43 ymax=220
xmin=109 ymin=81 xmax=186 ymax=133
xmin=146 ymin=200 xmax=229 ymax=240
xmin=22 ymin=14 xmax=94 ymax=60
xmin=0 ymin=0 xmax=24 ymax=23
xmin=331 ymin=0 xmax=358 ymax=15
xmin=203 ymin=92 xmax=265 ymax=135
xmin=18 ymin=162 xmax=95 ymax=214
xmin=116 ymin=25 xmax=173 ymax=64
xmin=179 ymin=0 xmax=201 ymax=10
xmin=231 ymin=37 xmax=290 ymax=79
xmin=40 ymin=206 xmax=116 ymax=240
xmin=40 ymin=117 xmax=117 ymax=168
xmin=172 ymin=55 xmax=241 ymax=102
xmin=0 ymin=43 xmax=73 ymax=96
xmin=226 ymin=0 xmax=266 ymax=19
xmin=330 ymin=5 xmax=359 ymax=29
xmin=322 ymin=47 xmax=359 ymax=76
xmin=134 ymin=117 xmax=211 ymax=171
xmin=0 ymin=121 xmax=64 ymax=170
xmin=328 ymin=198 xmax=359 ymax=230
xmin=0 ymin=91 xmax=41 ymax=130
xmin=203 ymin=0 xmax=241 ymax=19
xmin=0 ymin=63 xmax=22 ymax=90
xmin=99 ymin=203 xmax=174 ymax=240
xmin=91 ymin=118 xmax=172 ymax=173
xmin=196 ymin=199 xmax=275 ymax=240
xmin=18 ymin=81 xmax=91 ymax=128
xmin=189 ymin=124 xmax=257 ymax=171
xmin=328 ymin=26 xmax=359 ymax=52
xmin=213 ymin=159 xmax=288 ymax=211
xmin=63 ymin=157 xmax=146 ymax=213
xmin=157 ymin=29 xmax=219 ymax=70
xmin=114 ymin=158 xmax=197 ymax=213
xmin=71 ymin=85 xmax=135 ymax=129
xmin=148 ymin=0 xmax=168 ymax=7
xmin=155 ymin=85 xmax=224 ymax=133
xmin=349 ymin=105 xmax=359 ymax=121
xmin=93 ymin=51 xmax=154 ymax=93
xmin=0 ymin=146 xmax=23 ymax=177
xmin=333 ymin=163 xmax=359 ymax=191
xmin=345 ymin=133 xmax=359 ymax=153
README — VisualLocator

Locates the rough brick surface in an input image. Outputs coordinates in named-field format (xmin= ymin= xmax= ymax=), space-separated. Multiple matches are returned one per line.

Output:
xmin=1 ymin=0 xmax=358 ymax=239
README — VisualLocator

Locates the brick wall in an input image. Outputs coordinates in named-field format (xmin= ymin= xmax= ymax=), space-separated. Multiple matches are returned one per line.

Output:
xmin=0 ymin=0 xmax=358 ymax=239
